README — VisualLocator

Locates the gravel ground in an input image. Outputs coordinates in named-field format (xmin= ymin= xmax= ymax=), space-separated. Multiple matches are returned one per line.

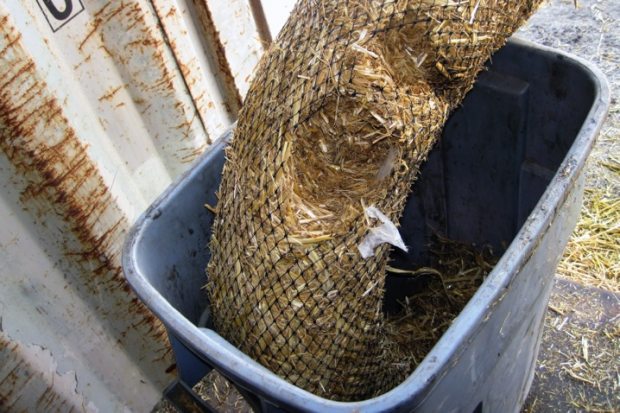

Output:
xmin=155 ymin=2 xmax=619 ymax=411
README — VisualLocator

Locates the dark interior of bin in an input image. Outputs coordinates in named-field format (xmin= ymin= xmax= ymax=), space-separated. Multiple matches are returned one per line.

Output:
xmin=132 ymin=42 xmax=595 ymax=330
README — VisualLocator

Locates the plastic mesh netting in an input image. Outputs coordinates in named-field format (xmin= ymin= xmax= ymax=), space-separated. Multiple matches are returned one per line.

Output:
xmin=206 ymin=0 xmax=542 ymax=401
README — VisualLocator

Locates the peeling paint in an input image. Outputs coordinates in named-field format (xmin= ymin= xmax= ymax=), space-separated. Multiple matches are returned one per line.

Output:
xmin=0 ymin=332 xmax=97 ymax=413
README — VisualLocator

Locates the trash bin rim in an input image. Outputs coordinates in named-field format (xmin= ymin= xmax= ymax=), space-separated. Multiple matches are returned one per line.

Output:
xmin=122 ymin=37 xmax=610 ymax=412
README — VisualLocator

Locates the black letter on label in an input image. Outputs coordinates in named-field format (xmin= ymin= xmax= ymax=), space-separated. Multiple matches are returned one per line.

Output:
xmin=43 ymin=0 xmax=73 ymax=20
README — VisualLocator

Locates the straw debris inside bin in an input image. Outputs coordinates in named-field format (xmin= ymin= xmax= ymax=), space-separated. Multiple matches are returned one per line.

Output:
xmin=384 ymin=236 xmax=498 ymax=383
xmin=206 ymin=0 xmax=543 ymax=401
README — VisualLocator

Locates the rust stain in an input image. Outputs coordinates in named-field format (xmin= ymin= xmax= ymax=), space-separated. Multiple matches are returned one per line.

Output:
xmin=165 ymin=363 xmax=177 ymax=374
xmin=165 ymin=6 xmax=177 ymax=19
xmin=191 ymin=0 xmax=243 ymax=114
xmin=79 ymin=2 xmax=127 ymax=51
xmin=0 ymin=361 xmax=25 ymax=407
xmin=153 ymin=2 xmax=211 ymax=132
xmin=98 ymin=85 xmax=123 ymax=102
xmin=192 ymin=91 xmax=205 ymax=105
xmin=70 ymin=0 xmax=214 ymax=169
xmin=180 ymin=143 xmax=207 ymax=164
xmin=139 ymin=103 xmax=152 ymax=115
xmin=0 ymin=30 xmax=20 ymax=59
xmin=87 ymin=1 xmax=187 ymax=117
xmin=2 ymin=81 xmax=44 ymax=118
xmin=126 ymin=36 xmax=162 ymax=49
xmin=93 ymin=1 xmax=113 ymax=19
xmin=1 ymin=361 xmax=23 ymax=391
xmin=79 ymin=25 xmax=99 ymax=51
xmin=99 ymin=44 xmax=113 ymax=58
xmin=0 ymin=11 xmax=171 ymax=362
xmin=103 ymin=2 xmax=125 ymax=22
xmin=72 ymin=53 xmax=92 ymax=70
xmin=0 ymin=61 xmax=35 ymax=91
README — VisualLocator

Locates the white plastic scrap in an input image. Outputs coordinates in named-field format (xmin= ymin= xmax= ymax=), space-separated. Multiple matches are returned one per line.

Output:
xmin=357 ymin=206 xmax=408 ymax=259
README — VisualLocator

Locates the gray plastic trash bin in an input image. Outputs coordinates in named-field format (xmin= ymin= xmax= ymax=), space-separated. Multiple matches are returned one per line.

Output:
xmin=122 ymin=38 xmax=609 ymax=413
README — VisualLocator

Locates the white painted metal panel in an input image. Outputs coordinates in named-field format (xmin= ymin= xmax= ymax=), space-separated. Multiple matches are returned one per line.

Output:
xmin=207 ymin=0 xmax=264 ymax=96
xmin=0 ymin=0 xmax=267 ymax=411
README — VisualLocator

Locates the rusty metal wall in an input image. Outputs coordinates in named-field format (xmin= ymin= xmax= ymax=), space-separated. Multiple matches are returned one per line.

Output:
xmin=0 ymin=0 xmax=266 ymax=411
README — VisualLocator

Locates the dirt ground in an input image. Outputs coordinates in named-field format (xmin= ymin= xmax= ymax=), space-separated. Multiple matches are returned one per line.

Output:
xmin=520 ymin=0 xmax=619 ymax=195
xmin=155 ymin=1 xmax=619 ymax=411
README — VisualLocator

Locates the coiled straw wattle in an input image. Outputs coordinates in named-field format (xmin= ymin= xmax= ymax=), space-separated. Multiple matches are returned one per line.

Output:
xmin=206 ymin=0 xmax=543 ymax=401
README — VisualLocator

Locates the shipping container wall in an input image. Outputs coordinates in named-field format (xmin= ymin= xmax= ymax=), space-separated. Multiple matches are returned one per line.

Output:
xmin=0 ymin=0 xmax=268 ymax=411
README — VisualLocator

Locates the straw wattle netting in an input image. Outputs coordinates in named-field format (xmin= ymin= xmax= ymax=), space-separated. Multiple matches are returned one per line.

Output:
xmin=206 ymin=0 xmax=543 ymax=401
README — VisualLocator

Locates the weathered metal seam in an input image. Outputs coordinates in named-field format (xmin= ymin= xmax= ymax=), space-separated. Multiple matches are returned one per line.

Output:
xmin=147 ymin=0 xmax=214 ymax=145
xmin=190 ymin=0 xmax=243 ymax=115
xmin=78 ymin=0 xmax=210 ymax=169
xmin=249 ymin=0 xmax=273 ymax=47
